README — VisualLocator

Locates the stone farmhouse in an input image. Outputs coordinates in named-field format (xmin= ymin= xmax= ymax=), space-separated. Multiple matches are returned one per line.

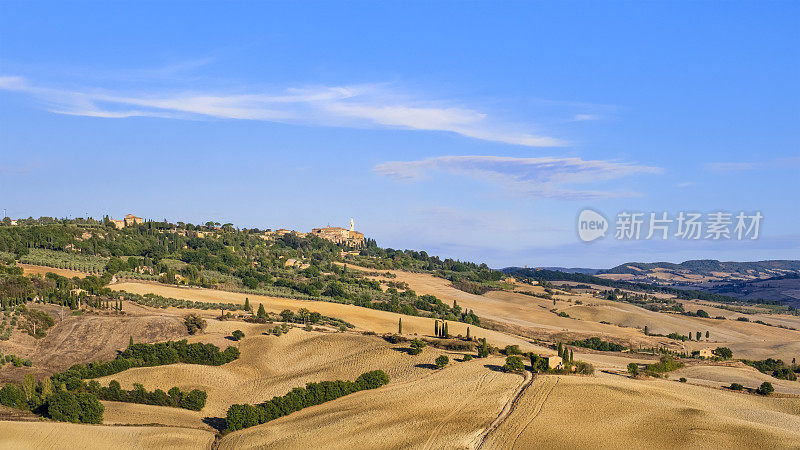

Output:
xmin=109 ymin=214 xmax=144 ymax=229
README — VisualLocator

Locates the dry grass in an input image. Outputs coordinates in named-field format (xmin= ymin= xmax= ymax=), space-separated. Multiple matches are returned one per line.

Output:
xmin=0 ymin=421 xmax=214 ymax=450
xmin=18 ymin=263 xmax=88 ymax=278
xmin=218 ymin=355 xmax=522 ymax=450
xmin=483 ymin=374 xmax=800 ymax=449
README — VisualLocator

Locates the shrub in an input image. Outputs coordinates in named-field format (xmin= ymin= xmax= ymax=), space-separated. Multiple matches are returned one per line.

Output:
xmin=462 ymin=355 xmax=473 ymax=362
xmin=645 ymin=355 xmax=683 ymax=375
xmin=503 ymin=345 xmax=521 ymax=355
xmin=713 ymin=347 xmax=733 ymax=359
xmin=47 ymin=391 xmax=104 ymax=424
xmin=772 ymin=368 xmax=797 ymax=381
xmin=574 ymin=361 xmax=595 ymax=375
xmin=729 ymin=383 xmax=744 ymax=391
xmin=679 ymin=377 xmax=687 ymax=383
xmin=232 ymin=330 xmax=244 ymax=341
xmin=477 ymin=338 xmax=490 ymax=358
xmin=696 ymin=309 xmax=710 ymax=318
xmin=756 ymin=382 xmax=774 ymax=396
xmin=409 ymin=339 xmax=426 ymax=355
xmin=569 ymin=337 xmax=625 ymax=352
xmin=435 ymin=355 xmax=449 ymax=369
xmin=627 ymin=362 xmax=639 ymax=377
xmin=184 ymin=314 xmax=207 ymax=335
xmin=502 ymin=356 xmax=524 ymax=373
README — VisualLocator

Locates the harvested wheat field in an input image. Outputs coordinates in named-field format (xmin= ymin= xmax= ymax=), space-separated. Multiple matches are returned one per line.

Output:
xmin=218 ymin=355 xmax=523 ymax=450
xmin=18 ymin=263 xmax=89 ymax=278
xmin=97 ymin=327 xmax=469 ymax=421
xmin=348 ymin=266 xmax=800 ymax=361
xmin=112 ymin=281 xmax=539 ymax=350
xmin=483 ymin=374 xmax=800 ymax=449
xmin=0 ymin=421 xmax=214 ymax=450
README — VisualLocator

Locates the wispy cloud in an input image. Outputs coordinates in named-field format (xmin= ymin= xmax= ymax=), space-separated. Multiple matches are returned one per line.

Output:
xmin=374 ymin=155 xmax=662 ymax=199
xmin=572 ymin=113 xmax=601 ymax=121
xmin=705 ymin=156 xmax=800 ymax=172
xmin=0 ymin=75 xmax=565 ymax=147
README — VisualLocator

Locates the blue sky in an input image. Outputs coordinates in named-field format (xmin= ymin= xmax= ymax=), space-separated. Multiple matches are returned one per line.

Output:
xmin=1 ymin=1 xmax=798 ymax=268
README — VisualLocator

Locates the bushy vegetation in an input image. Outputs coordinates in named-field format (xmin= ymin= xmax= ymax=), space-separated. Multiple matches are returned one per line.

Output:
xmin=756 ymin=381 xmax=774 ymax=395
xmin=91 ymin=380 xmax=207 ymax=410
xmin=502 ymin=356 xmax=524 ymax=373
xmin=226 ymin=370 xmax=390 ymax=431
xmin=184 ymin=313 xmax=207 ymax=334
xmin=47 ymin=391 xmax=105 ymax=423
xmin=644 ymin=355 xmax=684 ymax=377
xmin=568 ymin=337 xmax=626 ymax=352
xmin=435 ymin=355 xmax=449 ymax=369
xmin=52 ymin=339 xmax=239 ymax=383
xmin=742 ymin=358 xmax=798 ymax=381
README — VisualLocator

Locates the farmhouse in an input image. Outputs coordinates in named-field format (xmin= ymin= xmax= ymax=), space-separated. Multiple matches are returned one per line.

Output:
xmin=698 ymin=348 xmax=715 ymax=358
xmin=108 ymin=213 xmax=143 ymax=229
xmin=311 ymin=218 xmax=364 ymax=246
xmin=124 ymin=214 xmax=144 ymax=226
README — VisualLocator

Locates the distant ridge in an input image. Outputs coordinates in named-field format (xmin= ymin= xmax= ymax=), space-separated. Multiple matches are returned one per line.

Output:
xmin=599 ymin=259 xmax=800 ymax=276
xmin=532 ymin=267 xmax=602 ymax=275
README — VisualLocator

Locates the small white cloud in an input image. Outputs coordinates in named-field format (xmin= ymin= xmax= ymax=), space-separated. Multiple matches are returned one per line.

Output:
xmin=374 ymin=155 xmax=662 ymax=199
xmin=676 ymin=181 xmax=694 ymax=188
xmin=572 ymin=114 xmax=601 ymax=121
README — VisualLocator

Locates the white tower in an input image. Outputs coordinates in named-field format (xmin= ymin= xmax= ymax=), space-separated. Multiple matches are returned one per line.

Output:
xmin=350 ymin=218 xmax=354 ymax=231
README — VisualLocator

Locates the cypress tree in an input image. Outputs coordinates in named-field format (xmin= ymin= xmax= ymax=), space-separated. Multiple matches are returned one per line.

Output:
xmin=705 ymin=330 xmax=709 ymax=339
xmin=398 ymin=318 xmax=402 ymax=335
xmin=257 ymin=303 xmax=266 ymax=319
xmin=569 ymin=349 xmax=573 ymax=363
xmin=443 ymin=322 xmax=449 ymax=338
xmin=434 ymin=321 xmax=439 ymax=337
xmin=129 ymin=336 xmax=134 ymax=348
xmin=245 ymin=297 xmax=251 ymax=312
xmin=557 ymin=342 xmax=563 ymax=357
xmin=466 ymin=327 xmax=470 ymax=340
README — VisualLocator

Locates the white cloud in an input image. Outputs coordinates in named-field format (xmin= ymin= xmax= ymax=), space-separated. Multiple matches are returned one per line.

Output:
xmin=374 ymin=155 xmax=662 ymax=199
xmin=0 ymin=75 xmax=565 ymax=147
xmin=572 ymin=113 xmax=601 ymax=121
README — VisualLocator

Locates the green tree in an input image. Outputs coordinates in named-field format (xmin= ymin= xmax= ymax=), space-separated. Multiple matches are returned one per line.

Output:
xmin=627 ymin=362 xmax=639 ymax=377
xmin=244 ymin=297 xmax=251 ymax=312
xmin=409 ymin=339 xmax=426 ymax=355
xmin=398 ymin=317 xmax=402 ymax=335
xmin=696 ymin=331 xmax=701 ymax=341
xmin=232 ymin=330 xmax=244 ymax=341
xmin=502 ymin=355 xmax=525 ymax=373
xmin=713 ymin=347 xmax=733 ymax=359
xmin=435 ymin=355 xmax=449 ymax=369
xmin=756 ymin=382 xmax=774 ymax=396
xmin=644 ymin=325 xmax=649 ymax=335
xmin=434 ymin=320 xmax=439 ymax=337
xmin=477 ymin=338 xmax=490 ymax=358
xmin=257 ymin=303 xmax=266 ymax=319
xmin=705 ymin=330 xmax=710 ymax=339
xmin=129 ymin=336 xmax=134 ymax=348
xmin=466 ymin=327 xmax=470 ymax=340
xmin=22 ymin=374 xmax=35 ymax=401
